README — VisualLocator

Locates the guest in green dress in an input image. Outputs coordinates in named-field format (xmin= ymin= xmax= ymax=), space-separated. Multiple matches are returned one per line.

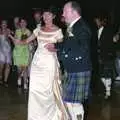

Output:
xmin=13 ymin=18 xmax=31 ymax=89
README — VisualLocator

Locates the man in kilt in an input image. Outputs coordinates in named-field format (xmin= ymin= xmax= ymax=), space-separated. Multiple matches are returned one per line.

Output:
xmin=59 ymin=1 xmax=92 ymax=120
xmin=94 ymin=16 xmax=115 ymax=99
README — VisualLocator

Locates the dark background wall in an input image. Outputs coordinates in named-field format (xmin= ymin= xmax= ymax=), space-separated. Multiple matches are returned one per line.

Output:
xmin=0 ymin=0 xmax=119 ymax=28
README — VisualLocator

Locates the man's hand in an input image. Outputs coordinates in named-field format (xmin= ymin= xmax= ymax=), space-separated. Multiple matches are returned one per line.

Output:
xmin=44 ymin=43 xmax=57 ymax=52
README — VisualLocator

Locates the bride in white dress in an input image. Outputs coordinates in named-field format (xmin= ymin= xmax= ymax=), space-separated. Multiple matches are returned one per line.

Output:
xmin=9 ymin=8 xmax=69 ymax=120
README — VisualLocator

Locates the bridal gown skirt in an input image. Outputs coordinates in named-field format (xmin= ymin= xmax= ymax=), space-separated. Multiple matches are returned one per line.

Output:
xmin=28 ymin=52 xmax=69 ymax=120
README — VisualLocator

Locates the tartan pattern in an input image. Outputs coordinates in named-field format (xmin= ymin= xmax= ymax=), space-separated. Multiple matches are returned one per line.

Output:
xmin=99 ymin=60 xmax=116 ymax=78
xmin=62 ymin=71 xmax=91 ymax=103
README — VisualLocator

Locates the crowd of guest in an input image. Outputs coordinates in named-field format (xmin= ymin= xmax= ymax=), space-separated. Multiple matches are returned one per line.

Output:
xmin=0 ymin=11 xmax=41 ymax=89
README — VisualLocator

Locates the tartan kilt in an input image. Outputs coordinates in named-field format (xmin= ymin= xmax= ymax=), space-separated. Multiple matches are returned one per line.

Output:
xmin=99 ymin=60 xmax=116 ymax=78
xmin=62 ymin=71 xmax=91 ymax=103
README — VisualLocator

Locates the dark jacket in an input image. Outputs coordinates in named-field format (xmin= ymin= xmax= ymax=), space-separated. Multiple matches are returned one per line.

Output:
xmin=98 ymin=25 xmax=115 ymax=62
xmin=58 ymin=18 xmax=92 ymax=72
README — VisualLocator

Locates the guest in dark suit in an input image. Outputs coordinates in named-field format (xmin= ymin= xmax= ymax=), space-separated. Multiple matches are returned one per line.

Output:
xmin=58 ymin=1 xmax=92 ymax=120
xmin=30 ymin=10 xmax=42 ymax=56
xmin=33 ymin=10 xmax=41 ymax=29
xmin=94 ymin=15 xmax=115 ymax=99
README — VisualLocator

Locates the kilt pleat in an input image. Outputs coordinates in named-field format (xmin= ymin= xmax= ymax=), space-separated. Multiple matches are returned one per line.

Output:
xmin=62 ymin=71 xmax=91 ymax=103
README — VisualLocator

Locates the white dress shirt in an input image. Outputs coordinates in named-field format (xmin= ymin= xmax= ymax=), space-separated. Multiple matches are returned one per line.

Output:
xmin=98 ymin=26 xmax=104 ymax=40
xmin=68 ymin=16 xmax=81 ymax=28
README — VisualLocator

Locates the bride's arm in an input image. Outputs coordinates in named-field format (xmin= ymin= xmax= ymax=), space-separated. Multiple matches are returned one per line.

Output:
xmin=8 ymin=33 xmax=36 ymax=45
xmin=55 ymin=29 xmax=63 ymax=43
xmin=25 ymin=33 xmax=36 ymax=44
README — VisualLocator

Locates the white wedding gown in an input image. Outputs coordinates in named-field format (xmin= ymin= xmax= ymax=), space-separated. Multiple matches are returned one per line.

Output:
xmin=28 ymin=28 xmax=69 ymax=120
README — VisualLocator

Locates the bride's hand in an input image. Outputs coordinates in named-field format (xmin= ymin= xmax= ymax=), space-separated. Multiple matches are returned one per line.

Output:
xmin=44 ymin=43 xmax=57 ymax=52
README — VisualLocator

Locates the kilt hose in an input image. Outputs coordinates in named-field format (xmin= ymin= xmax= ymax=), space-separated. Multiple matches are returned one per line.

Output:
xmin=62 ymin=71 xmax=91 ymax=103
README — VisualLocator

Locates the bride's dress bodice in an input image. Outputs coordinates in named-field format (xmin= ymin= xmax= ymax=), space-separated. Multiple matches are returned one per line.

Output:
xmin=32 ymin=28 xmax=63 ymax=65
